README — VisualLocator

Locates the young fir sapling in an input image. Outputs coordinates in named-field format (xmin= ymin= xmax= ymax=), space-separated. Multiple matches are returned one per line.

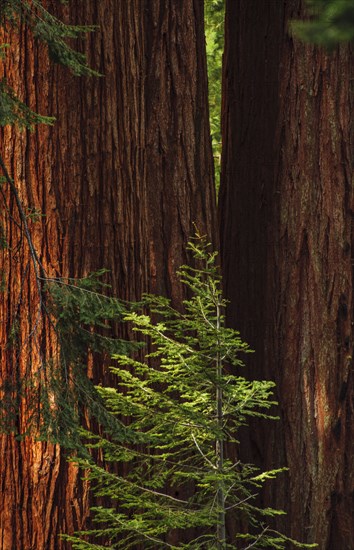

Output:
xmin=64 ymin=234 xmax=317 ymax=549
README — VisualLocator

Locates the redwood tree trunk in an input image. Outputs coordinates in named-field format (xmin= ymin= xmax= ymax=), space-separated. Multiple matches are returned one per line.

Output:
xmin=0 ymin=2 xmax=216 ymax=548
xmin=220 ymin=1 xmax=353 ymax=547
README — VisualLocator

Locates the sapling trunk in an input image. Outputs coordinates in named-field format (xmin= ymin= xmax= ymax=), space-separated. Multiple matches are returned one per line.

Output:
xmin=216 ymin=299 xmax=226 ymax=548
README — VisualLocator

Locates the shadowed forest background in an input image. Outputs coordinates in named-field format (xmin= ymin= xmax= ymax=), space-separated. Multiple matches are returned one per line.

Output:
xmin=0 ymin=0 xmax=353 ymax=548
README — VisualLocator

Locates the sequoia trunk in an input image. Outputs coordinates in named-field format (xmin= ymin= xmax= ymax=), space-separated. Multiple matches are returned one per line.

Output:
xmin=220 ymin=1 xmax=353 ymax=547
xmin=0 ymin=1 xmax=216 ymax=548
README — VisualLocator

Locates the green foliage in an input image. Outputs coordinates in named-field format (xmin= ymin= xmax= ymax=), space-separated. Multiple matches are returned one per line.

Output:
xmin=0 ymin=0 xmax=99 ymax=128
xmin=205 ymin=0 xmax=224 ymax=191
xmin=291 ymin=0 xmax=354 ymax=48
xmin=0 ymin=79 xmax=55 ymax=128
xmin=0 ymin=271 xmax=139 ymax=445
xmin=38 ymin=272 xmax=141 ymax=448
xmin=1 ymin=0 xmax=99 ymax=76
xmin=48 ymin=271 xmax=138 ymax=363
xmin=63 ymin=236 xmax=316 ymax=549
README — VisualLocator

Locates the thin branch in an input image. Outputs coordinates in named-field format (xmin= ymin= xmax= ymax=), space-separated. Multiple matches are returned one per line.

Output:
xmin=197 ymin=295 xmax=216 ymax=329
xmin=0 ymin=154 xmax=59 ymax=380
xmin=0 ymin=185 xmax=22 ymax=230
xmin=0 ymin=153 xmax=46 ymax=280
xmin=241 ymin=526 xmax=269 ymax=550
xmin=224 ymin=492 xmax=257 ymax=511
xmin=191 ymin=432 xmax=217 ymax=470
xmin=113 ymin=516 xmax=178 ymax=549
xmin=108 ymin=472 xmax=190 ymax=505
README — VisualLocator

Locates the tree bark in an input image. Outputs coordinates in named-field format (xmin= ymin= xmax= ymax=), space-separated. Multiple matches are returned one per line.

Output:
xmin=0 ymin=1 xmax=216 ymax=548
xmin=220 ymin=1 xmax=353 ymax=547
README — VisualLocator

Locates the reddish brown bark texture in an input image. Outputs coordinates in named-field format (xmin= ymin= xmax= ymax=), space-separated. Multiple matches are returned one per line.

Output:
xmin=0 ymin=1 xmax=216 ymax=548
xmin=220 ymin=1 xmax=353 ymax=547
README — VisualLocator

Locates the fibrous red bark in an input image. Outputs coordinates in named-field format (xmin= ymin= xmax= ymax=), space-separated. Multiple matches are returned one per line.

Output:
xmin=0 ymin=2 xmax=216 ymax=548
xmin=220 ymin=1 xmax=353 ymax=547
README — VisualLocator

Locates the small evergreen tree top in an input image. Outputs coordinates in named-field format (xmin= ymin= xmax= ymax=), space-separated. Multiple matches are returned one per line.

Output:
xmin=63 ymin=234 xmax=317 ymax=549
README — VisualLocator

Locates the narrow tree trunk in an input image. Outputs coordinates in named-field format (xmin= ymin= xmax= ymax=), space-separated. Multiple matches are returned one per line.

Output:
xmin=216 ymin=301 xmax=225 ymax=548
xmin=0 ymin=1 xmax=216 ymax=548
xmin=220 ymin=1 xmax=353 ymax=547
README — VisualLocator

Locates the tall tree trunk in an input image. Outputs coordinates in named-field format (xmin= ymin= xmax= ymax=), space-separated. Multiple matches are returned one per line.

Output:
xmin=220 ymin=0 xmax=353 ymax=547
xmin=0 ymin=1 xmax=216 ymax=548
